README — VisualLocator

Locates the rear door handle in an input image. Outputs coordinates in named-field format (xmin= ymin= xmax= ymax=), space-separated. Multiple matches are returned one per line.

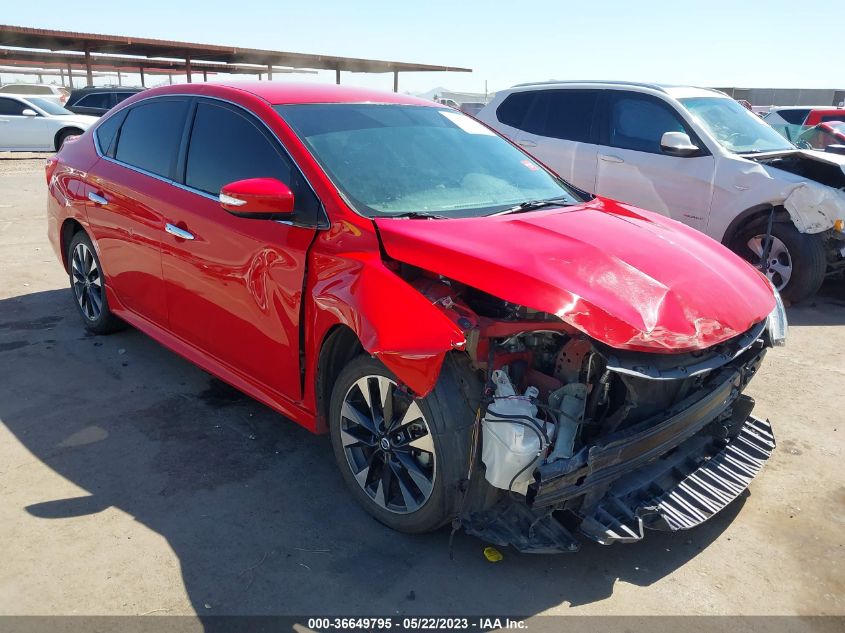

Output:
xmin=518 ymin=139 xmax=538 ymax=148
xmin=87 ymin=191 xmax=108 ymax=205
xmin=165 ymin=223 xmax=195 ymax=240
xmin=599 ymin=154 xmax=624 ymax=164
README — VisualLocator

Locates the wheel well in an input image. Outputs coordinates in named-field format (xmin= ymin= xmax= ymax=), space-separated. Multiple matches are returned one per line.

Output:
xmin=60 ymin=219 xmax=85 ymax=271
xmin=315 ymin=325 xmax=364 ymax=433
xmin=722 ymin=204 xmax=791 ymax=249
xmin=54 ymin=127 xmax=84 ymax=151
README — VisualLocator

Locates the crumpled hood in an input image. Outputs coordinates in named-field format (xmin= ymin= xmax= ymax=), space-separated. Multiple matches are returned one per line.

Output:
xmin=375 ymin=198 xmax=775 ymax=352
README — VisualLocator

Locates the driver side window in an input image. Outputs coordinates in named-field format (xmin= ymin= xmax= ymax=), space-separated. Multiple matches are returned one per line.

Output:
xmin=608 ymin=93 xmax=689 ymax=154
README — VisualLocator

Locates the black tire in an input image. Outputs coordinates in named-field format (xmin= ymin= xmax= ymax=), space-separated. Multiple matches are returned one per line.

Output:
xmin=328 ymin=354 xmax=478 ymax=533
xmin=67 ymin=231 xmax=124 ymax=334
xmin=56 ymin=128 xmax=82 ymax=150
xmin=734 ymin=221 xmax=826 ymax=303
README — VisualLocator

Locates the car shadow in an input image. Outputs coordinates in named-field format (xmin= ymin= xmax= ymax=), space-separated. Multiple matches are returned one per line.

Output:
xmin=0 ymin=288 xmax=748 ymax=617
xmin=786 ymin=277 xmax=845 ymax=326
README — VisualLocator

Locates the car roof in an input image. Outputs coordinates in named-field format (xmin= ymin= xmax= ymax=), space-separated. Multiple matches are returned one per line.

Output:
xmin=505 ymin=80 xmax=723 ymax=99
xmin=136 ymin=81 xmax=435 ymax=106
xmin=769 ymin=105 xmax=840 ymax=111
xmin=71 ymin=86 xmax=141 ymax=92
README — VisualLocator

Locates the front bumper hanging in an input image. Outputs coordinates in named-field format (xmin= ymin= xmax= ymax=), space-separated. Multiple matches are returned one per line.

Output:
xmin=463 ymin=414 xmax=775 ymax=553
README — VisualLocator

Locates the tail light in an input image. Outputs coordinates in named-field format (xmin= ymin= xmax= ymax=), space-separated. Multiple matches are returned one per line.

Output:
xmin=60 ymin=93 xmax=68 ymax=104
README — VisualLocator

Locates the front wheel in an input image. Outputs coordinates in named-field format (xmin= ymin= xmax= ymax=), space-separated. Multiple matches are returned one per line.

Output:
xmin=735 ymin=221 xmax=827 ymax=303
xmin=328 ymin=355 xmax=476 ymax=533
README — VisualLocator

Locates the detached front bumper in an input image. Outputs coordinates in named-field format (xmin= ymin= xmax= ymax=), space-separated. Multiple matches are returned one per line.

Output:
xmin=463 ymin=412 xmax=775 ymax=553
xmin=462 ymin=345 xmax=775 ymax=553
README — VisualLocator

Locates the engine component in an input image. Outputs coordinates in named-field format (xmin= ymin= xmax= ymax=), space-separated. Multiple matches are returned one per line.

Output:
xmin=546 ymin=383 xmax=587 ymax=461
xmin=481 ymin=370 xmax=550 ymax=495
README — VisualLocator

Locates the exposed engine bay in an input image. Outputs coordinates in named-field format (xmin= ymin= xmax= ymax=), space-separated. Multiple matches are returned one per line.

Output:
xmin=400 ymin=264 xmax=779 ymax=553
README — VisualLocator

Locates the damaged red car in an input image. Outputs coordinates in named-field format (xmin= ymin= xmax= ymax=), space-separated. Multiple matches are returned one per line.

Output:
xmin=46 ymin=82 xmax=786 ymax=552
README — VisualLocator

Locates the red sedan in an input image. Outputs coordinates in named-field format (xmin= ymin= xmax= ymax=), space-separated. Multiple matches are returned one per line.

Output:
xmin=46 ymin=82 xmax=784 ymax=552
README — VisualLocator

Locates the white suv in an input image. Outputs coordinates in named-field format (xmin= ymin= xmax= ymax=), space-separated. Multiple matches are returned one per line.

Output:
xmin=477 ymin=81 xmax=845 ymax=302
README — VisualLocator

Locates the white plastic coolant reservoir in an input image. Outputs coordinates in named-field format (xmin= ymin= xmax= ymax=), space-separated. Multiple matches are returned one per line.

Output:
xmin=481 ymin=370 xmax=550 ymax=496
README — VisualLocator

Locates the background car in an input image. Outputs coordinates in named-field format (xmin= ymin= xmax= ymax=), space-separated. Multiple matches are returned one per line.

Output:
xmin=794 ymin=121 xmax=845 ymax=154
xmin=45 ymin=82 xmax=781 ymax=552
xmin=0 ymin=83 xmax=69 ymax=106
xmin=0 ymin=95 xmax=97 ymax=151
xmin=763 ymin=106 xmax=845 ymax=143
xmin=65 ymin=87 xmax=143 ymax=117
xmin=476 ymin=81 xmax=845 ymax=302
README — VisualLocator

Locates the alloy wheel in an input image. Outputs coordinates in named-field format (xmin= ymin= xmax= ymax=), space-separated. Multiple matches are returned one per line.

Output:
xmin=71 ymin=242 xmax=103 ymax=321
xmin=747 ymin=234 xmax=792 ymax=291
xmin=340 ymin=375 xmax=436 ymax=514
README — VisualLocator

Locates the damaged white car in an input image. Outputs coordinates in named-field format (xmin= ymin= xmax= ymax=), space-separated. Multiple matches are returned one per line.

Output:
xmin=477 ymin=82 xmax=845 ymax=301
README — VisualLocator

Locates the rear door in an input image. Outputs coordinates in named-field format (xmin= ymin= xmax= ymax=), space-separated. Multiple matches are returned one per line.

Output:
xmin=512 ymin=89 xmax=601 ymax=193
xmin=160 ymin=98 xmax=322 ymax=401
xmin=85 ymin=97 xmax=190 ymax=327
xmin=593 ymin=91 xmax=715 ymax=232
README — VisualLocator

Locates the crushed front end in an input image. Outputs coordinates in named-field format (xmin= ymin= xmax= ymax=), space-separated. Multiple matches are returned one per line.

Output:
xmin=403 ymin=269 xmax=783 ymax=553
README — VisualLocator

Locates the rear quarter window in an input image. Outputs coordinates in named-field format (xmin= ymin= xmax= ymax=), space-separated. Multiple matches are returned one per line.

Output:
xmin=495 ymin=91 xmax=536 ymax=129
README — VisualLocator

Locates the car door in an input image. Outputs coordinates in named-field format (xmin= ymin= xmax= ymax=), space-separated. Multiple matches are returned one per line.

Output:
xmin=593 ymin=91 xmax=715 ymax=232
xmin=85 ymin=97 xmax=190 ymax=327
xmin=160 ymin=98 xmax=322 ymax=401
xmin=511 ymin=89 xmax=601 ymax=193
xmin=0 ymin=97 xmax=51 ymax=149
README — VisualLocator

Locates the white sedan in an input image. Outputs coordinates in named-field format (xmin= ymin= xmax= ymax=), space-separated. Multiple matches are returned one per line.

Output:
xmin=0 ymin=95 xmax=98 ymax=151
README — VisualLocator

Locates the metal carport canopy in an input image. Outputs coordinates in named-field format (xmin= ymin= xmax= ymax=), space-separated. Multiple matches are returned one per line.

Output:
xmin=0 ymin=24 xmax=471 ymax=89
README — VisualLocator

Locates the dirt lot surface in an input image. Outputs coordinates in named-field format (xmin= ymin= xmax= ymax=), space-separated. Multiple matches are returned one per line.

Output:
xmin=0 ymin=159 xmax=843 ymax=618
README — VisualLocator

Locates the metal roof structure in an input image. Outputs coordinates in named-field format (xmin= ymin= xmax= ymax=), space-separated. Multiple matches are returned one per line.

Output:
xmin=0 ymin=25 xmax=471 ymax=90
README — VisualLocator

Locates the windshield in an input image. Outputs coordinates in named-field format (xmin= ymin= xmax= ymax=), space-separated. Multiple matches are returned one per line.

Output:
xmin=275 ymin=104 xmax=582 ymax=218
xmin=27 ymin=98 xmax=74 ymax=116
xmin=680 ymin=97 xmax=795 ymax=154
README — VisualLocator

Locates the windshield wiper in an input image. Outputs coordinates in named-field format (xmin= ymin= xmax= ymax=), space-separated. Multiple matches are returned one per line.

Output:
xmin=385 ymin=211 xmax=449 ymax=219
xmin=490 ymin=197 xmax=575 ymax=216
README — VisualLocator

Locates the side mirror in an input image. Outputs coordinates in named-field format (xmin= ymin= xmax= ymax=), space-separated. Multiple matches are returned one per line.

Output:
xmin=21 ymin=109 xmax=38 ymax=117
xmin=219 ymin=178 xmax=295 ymax=218
xmin=660 ymin=131 xmax=700 ymax=157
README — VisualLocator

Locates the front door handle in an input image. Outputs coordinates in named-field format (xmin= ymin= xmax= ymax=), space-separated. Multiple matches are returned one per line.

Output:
xmin=518 ymin=139 xmax=538 ymax=148
xmin=599 ymin=154 xmax=624 ymax=164
xmin=87 ymin=191 xmax=108 ymax=205
xmin=165 ymin=223 xmax=195 ymax=241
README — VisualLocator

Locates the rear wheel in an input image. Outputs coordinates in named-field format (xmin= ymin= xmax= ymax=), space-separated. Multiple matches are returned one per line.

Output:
xmin=735 ymin=221 xmax=826 ymax=303
xmin=328 ymin=355 xmax=477 ymax=533
xmin=67 ymin=231 xmax=123 ymax=334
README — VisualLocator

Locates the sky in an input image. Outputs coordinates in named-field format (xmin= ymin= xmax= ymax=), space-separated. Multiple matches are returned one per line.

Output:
xmin=2 ymin=1 xmax=844 ymax=94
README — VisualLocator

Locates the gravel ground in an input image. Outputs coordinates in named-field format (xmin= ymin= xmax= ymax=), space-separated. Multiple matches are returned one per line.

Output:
xmin=0 ymin=160 xmax=843 ymax=620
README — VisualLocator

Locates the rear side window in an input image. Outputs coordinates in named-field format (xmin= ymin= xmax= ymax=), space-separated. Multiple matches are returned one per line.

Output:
xmin=608 ymin=93 xmax=688 ymax=154
xmin=77 ymin=93 xmax=112 ymax=109
xmin=496 ymin=91 xmax=536 ymax=129
xmin=114 ymin=99 xmax=189 ymax=178
xmin=820 ymin=114 xmax=845 ymax=123
xmin=775 ymin=109 xmax=810 ymax=125
xmin=114 ymin=93 xmax=133 ymax=104
xmin=531 ymin=90 xmax=598 ymax=142
xmin=0 ymin=97 xmax=26 ymax=116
